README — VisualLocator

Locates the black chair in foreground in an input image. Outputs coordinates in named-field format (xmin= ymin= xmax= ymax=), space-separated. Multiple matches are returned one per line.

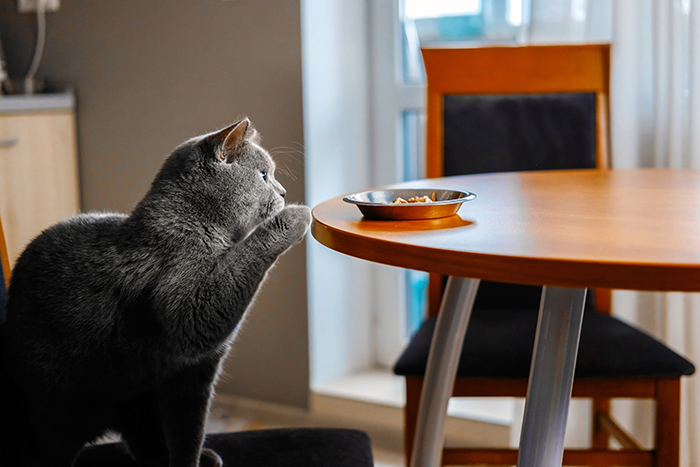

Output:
xmin=74 ymin=429 xmax=373 ymax=467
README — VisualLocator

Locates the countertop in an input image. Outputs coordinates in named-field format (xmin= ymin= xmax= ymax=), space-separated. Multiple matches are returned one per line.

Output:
xmin=0 ymin=92 xmax=75 ymax=114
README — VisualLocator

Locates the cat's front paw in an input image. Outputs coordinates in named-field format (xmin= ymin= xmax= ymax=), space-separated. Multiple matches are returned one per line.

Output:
xmin=266 ymin=204 xmax=311 ymax=246
xmin=275 ymin=204 xmax=312 ymax=241
xmin=199 ymin=448 xmax=223 ymax=467
xmin=252 ymin=204 xmax=311 ymax=257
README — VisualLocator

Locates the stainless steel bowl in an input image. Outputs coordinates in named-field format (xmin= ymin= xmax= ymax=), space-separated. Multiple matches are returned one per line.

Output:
xmin=343 ymin=188 xmax=476 ymax=220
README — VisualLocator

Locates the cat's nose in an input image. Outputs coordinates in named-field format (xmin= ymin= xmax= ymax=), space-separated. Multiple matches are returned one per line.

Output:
xmin=280 ymin=188 xmax=286 ymax=198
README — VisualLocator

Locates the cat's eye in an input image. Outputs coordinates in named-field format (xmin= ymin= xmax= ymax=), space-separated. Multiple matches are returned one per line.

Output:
xmin=261 ymin=172 xmax=268 ymax=181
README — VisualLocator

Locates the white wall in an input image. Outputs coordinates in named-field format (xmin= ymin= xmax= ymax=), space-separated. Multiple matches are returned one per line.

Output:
xmin=301 ymin=0 xmax=377 ymax=387
xmin=0 ymin=0 xmax=311 ymax=408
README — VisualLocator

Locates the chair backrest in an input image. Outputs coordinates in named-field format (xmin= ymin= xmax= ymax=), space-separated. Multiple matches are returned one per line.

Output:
xmin=0 ymin=214 xmax=9 ymax=324
xmin=423 ymin=44 xmax=612 ymax=317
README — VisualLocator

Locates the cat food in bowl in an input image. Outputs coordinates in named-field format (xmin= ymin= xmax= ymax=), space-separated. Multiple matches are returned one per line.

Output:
xmin=390 ymin=195 xmax=434 ymax=204
xmin=343 ymin=188 xmax=476 ymax=220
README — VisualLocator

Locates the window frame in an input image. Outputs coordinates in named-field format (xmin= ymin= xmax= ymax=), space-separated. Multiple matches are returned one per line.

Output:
xmin=370 ymin=0 xmax=427 ymax=367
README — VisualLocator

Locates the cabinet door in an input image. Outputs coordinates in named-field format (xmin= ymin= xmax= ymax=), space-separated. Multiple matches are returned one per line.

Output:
xmin=0 ymin=111 xmax=80 ymax=264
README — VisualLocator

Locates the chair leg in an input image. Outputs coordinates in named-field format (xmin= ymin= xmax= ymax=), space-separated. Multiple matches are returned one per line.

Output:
xmin=405 ymin=376 xmax=423 ymax=467
xmin=655 ymin=378 xmax=681 ymax=467
xmin=592 ymin=397 xmax=611 ymax=449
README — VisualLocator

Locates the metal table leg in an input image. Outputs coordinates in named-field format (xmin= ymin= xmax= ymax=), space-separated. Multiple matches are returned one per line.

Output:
xmin=517 ymin=286 xmax=587 ymax=467
xmin=410 ymin=276 xmax=480 ymax=467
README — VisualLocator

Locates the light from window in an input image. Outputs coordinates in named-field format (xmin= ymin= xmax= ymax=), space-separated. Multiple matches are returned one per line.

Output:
xmin=404 ymin=0 xmax=481 ymax=19
xmin=571 ymin=0 xmax=587 ymax=22
xmin=506 ymin=0 xmax=523 ymax=26
xmin=406 ymin=269 xmax=429 ymax=337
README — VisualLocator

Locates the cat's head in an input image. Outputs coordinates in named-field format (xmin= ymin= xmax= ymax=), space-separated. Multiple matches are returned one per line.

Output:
xmin=145 ymin=118 xmax=287 ymax=239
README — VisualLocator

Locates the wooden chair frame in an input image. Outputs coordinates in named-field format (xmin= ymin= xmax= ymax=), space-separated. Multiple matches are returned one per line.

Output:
xmin=0 ymin=215 xmax=10 ymax=286
xmin=403 ymin=44 xmax=682 ymax=467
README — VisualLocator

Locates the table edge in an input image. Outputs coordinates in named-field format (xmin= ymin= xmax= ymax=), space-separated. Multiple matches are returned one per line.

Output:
xmin=311 ymin=217 xmax=700 ymax=293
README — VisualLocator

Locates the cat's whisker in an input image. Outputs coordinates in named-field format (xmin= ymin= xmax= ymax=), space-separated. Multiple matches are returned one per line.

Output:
xmin=272 ymin=160 xmax=304 ymax=174
xmin=271 ymin=144 xmax=305 ymax=150
xmin=270 ymin=152 xmax=306 ymax=163
xmin=269 ymin=150 xmax=306 ymax=167
xmin=275 ymin=163 xmax=299 ymax=181
xmin=270 ymin=150 xmax=306 ymax=159
xmin=269 ymin=145 xmax=307 ymax=159
xmin=283 ymin=163 xmax=299 ymax=181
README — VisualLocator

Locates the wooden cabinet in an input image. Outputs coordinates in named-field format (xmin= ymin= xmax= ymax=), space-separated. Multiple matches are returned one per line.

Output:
xmin=0 ymin=110 xmax=80 ymax=264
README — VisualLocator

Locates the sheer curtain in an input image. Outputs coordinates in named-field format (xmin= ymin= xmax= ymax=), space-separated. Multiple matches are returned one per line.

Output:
xmin=527 ymin=0 xmax=700 ymax=462
xmin=610 ymin=1 xmax=700 ymax=464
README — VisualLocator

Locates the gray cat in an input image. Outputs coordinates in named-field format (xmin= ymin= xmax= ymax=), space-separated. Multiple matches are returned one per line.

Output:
xmin=0 ymin=118 xmax=311 ymax=467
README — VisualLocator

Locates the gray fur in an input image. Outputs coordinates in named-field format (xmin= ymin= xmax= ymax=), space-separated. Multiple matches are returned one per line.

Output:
xmin=0 ymin=119 xmax=311 ymax=467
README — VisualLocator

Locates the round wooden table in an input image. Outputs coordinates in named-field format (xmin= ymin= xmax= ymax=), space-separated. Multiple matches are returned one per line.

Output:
xmin=311 ymin=169 xmax=700 ymax=467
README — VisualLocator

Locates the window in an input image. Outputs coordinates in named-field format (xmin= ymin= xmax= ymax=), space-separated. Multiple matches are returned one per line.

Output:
xmin=371 ymin=0 xmax=530 ymax=365
xmin=305 ymin=0 xmax=612 ymax=381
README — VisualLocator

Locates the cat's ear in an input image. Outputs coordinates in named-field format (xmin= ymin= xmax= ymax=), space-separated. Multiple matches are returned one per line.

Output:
xmin=204 ymin=119 xmax=256 ymax=162
xmin=224 ymin=119 xmax=258 ymax=157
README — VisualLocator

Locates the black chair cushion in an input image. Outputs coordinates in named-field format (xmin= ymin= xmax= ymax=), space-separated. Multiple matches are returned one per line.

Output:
xmin=443 ymin=93 xmax=597 ymax=176
xmin=75 ymin=429 xmax=374 ymax=467
xmin=394 ymin=308 xmax=695 ymax=379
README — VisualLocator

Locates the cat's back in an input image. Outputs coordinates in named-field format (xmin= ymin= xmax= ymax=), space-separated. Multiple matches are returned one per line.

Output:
xmin=7 ymin=213 xmax=128 ymax=320
xmin=12 ymin=212 xmax=126 ymax=276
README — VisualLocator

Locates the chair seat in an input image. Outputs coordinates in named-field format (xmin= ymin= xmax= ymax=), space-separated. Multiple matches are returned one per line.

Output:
xmin=394 ymin=309 xmax=695 ymax=379
xmin=74 ymin=429 xmax=374 ymax=467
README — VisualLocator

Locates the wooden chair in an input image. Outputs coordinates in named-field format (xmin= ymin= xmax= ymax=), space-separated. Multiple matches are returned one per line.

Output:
xmin=0 ymin=214 xmax=375 ymax=467
xmin=393 ymin=44 xmax=695 ymax=467
xmin=0 ymin=216 xmax=9 ymax=321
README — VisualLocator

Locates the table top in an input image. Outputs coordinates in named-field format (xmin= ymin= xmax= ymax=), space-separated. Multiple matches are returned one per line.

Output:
xmin=311 ymin=169 xmax=700 ymax=292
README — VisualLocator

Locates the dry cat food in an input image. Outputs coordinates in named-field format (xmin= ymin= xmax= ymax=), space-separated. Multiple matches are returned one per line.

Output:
xmin=390 ymin=195 xmax=434 ymax=204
